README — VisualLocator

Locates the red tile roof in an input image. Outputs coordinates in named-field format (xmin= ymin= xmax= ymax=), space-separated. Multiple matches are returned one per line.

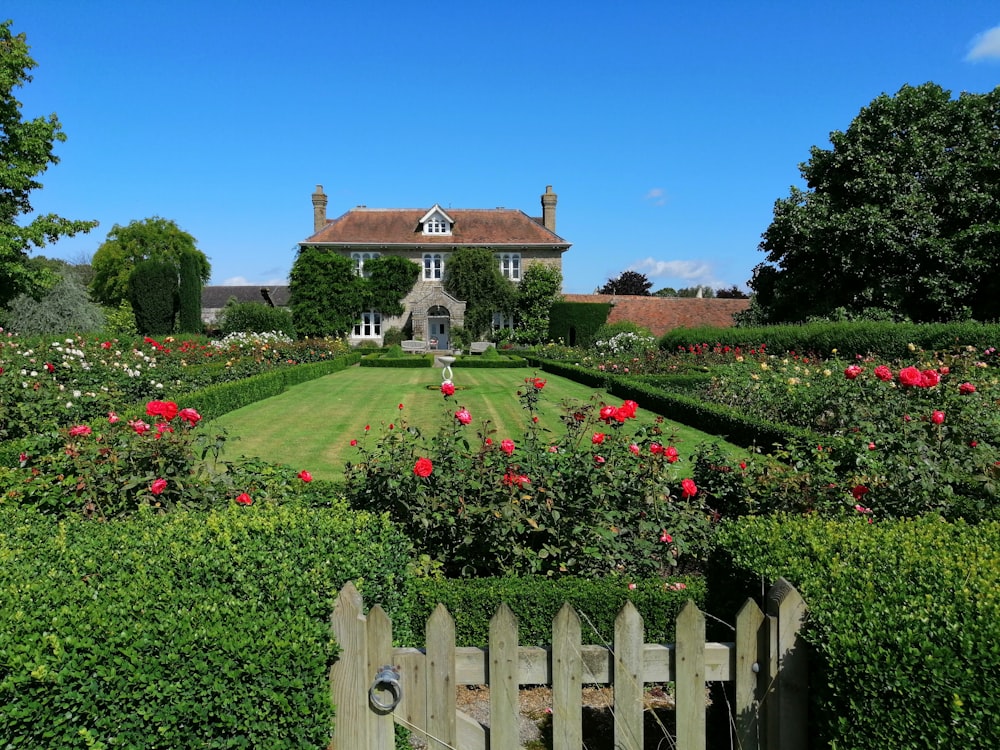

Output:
xmin=562 ymin=295 xmax=751 ymax=337
xmin=305 ymin=208 xmax=569 ymax=247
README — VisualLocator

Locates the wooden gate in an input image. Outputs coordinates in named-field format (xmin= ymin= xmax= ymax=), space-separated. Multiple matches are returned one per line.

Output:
xmin=329 ymin=578 xmax=807 ymax=750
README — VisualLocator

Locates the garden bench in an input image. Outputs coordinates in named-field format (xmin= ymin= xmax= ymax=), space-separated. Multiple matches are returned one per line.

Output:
xmin=470 ymin=341 xmax=493 ymax=354
xmin=401 ymin=340 xmax=428 ymax=353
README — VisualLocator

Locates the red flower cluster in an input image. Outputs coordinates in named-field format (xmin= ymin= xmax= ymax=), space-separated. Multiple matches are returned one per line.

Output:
xmin=898 ymin=366 xmax=940 ymax=388
xmin=959 ymin=382 xmax=977 ymax=395
xmin=503 ymin=472 xmax=530 ymax=487
xmin=599 ymin=399 xmax=639 ymax=424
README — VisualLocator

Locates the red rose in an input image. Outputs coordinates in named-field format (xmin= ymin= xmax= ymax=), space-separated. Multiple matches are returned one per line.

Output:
xmin=660 ymin=531 xmax=673 ymax=543
xmin=130 ymin=420 xmax=150 ymax=435
xmin=101 ymin=341 xmax=112 ymax=349
xmin=650 ymin=443 xmax=664 ymax=455
xmin=959 ymin=382 xmax=976 ymax=395
xmin=931 ymin=410 xmax=945 ymax=425
xmin=594 ymin=455 xmax=606 ymax=464
xmin=532 ymin=378 xmax=546 ymax=390
xmin=844 ymin=365 xmax=863 ymax=380
xmin=503 ymin=472 xmax=530 ymax=487
xmin=501 ymin=439 xmax=515 ymax=456
xmin=898 ymin=366 xmax=922 ymax=387
xmin=851 ymin=485 xmax=870 ymax=501
xmin=680 ymin=479 xmax=698 ymax=498
xmin=619 ymin=400 xmax=639 ymax=419
xmin=665 ymin=446 xmax=679 ymax=464
xmin=45 ymin=362 xmax=55 ymax=373
xmin=454 ymin=408 xmax=472 ymax=425
xmin=629 ymin=443 xmax=640 ymax=455
xmin=874 ymin=365 xmax=893 ymax=381
xmin=235 ymin=492 xmax=253 ymax=506
xmin=413 ymin=457 xmax=433 ymax=477
xmin=150 ymin=478 xmax=168 ymax=495
xmin=599 ymin=405 xmax=619 ymax=422
xmin=298 ymin=470 xmax=313 ymax=482
xmin=178 ymin=407 xmax=202 ymax=425
xmin=350 ymin=439 xmax=358 ymax=446
xmin=441 ymin=382 xmax=455 ymax=397
xmin=919 ymin=369 xmax=940 ymax=388
xmin=592 ymin=432 xmax=606 ymax=445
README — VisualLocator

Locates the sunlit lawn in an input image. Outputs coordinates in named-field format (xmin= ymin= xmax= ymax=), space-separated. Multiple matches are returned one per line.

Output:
xmin=210 ymin=365 xmax=746 ymax=480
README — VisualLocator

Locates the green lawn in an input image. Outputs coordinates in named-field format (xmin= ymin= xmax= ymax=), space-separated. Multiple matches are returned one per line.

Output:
xmin=210 ymin=365 xmax=745 ymax=480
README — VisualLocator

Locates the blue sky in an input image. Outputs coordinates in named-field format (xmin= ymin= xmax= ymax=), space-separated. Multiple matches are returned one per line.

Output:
xmin=8 ymin=1 xmax=1000 ymax=294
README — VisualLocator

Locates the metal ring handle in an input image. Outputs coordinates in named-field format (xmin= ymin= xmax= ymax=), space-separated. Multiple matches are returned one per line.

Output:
xmin=369 ymin=665 xmax=403 ymax=712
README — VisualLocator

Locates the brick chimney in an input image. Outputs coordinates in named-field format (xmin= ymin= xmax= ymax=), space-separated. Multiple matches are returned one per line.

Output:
xmin=541 ymin=185 xmax=557 ymax=233
xmin=312 ymin=185 xmax=328 ymax=233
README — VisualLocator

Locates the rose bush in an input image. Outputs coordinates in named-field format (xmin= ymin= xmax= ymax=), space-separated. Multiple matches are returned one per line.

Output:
xmin=344 ymin=378 xmax=711 ymax=577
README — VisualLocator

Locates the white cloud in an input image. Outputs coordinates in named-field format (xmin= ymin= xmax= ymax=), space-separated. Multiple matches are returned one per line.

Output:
xmin=644 ymin=188 xmax=668 ymax=206
xmin=966 ymin=24 xmax=1000 ymax=61
xmin=628 ymin=257 xmax=717 ymax=284
xmin=218 ymin=275 xmax=288 ymax=286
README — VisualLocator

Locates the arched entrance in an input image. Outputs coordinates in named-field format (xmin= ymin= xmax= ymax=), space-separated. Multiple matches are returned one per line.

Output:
xmin=427 ymin=305 xmax=451 ymax=350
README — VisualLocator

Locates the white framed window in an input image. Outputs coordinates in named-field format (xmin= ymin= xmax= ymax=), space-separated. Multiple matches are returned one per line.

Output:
xmin=351 ymin=251 xmax=380 ymax=277
xmin=423 ymin=253 xmax=444 ymax=280
xmin=425 ymin=217 xmax=449 ymax=234
xmin=498 ymin=253 xmax=521 ymax=280
xmin=492 ymin=312 xmax=515 ymax=330
xmin=354 ymin=310 xmax=382 ymax=338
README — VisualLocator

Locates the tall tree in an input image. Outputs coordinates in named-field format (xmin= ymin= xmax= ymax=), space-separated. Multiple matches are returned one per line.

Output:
xmin=443 ymin=247 xmax=515 ymax=337
xmin=128 ymin=258 xmax=178 ymax=335
xmin=597 ymin=270 xmax=653 ymax=296
xmin=90 ymin=217 xmax=210 ymax=307
xmin=515 ymin=263 xmax=562 ymax=344
xmin=176 ymin=250 xmax=203 ymax=333
xmin=0 ymin=20 xmax=98 ymax=309
xmin=752 ymin=83 xmax=1000 ymax=323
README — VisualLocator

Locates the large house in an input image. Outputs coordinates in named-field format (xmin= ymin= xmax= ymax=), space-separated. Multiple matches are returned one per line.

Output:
xmin=302 ymin=185 xmax=571 ymax=348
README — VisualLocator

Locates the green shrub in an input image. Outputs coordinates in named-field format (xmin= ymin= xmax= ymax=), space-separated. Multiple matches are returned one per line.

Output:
xmin=0 ymin=503 xmax=412 ymax=749
xmin=408 ymin=575 xmax=705 ymax=647
xmin=548 ymin=301 xmax=611 ymax=348
xmin=382 ymin=326 xmax=405 ymax=347
xmin=360 ymin=354 xmax=432 ymax=368
xmin=218 ymin=300 xmax=295 ymax=337
xmin=713 ymin=514 xmax=1000 ymax=750
xmin=128 ymin=258 xmax=177 ymax=335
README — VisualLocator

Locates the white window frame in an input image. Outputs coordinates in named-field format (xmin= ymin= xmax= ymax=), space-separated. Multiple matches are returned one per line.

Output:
xmin=423 ymin=253 xmax=444 ymax=280
xmin=498 ymin=253 xmax=521 ymax=280
xmin=353 ymin=310 xmax=382 ymax=338
xmin=351 ymin=251 xmax=380 ymax=278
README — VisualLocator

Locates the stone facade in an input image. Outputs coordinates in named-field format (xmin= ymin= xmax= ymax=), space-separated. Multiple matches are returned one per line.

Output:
xmin=301 ymin=186 xmax=571 ymax=348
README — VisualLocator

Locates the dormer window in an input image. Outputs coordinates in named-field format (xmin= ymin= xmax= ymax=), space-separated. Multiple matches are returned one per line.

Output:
xmin=419 ymin=204 xmax=454 ymax=236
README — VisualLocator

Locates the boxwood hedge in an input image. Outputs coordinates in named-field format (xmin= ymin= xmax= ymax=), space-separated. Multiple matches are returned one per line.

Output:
xmin=713 ymin=514 xmax=1000 ymax=750
xmin=0 ymin=502 xmax=412 ymax=749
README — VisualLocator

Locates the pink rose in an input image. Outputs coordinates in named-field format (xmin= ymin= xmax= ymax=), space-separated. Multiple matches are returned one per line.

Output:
xmin=931 ymin=410 xmax=945 ymax=425
xmin=660 ymin=531 xmax=673 ymax=543
xmin=844 ymin=365 xmax=863 ymax=380
xmin=592 ymin=432 xmax=605 ymax=445
xmin=298 ymin=470 xmax=313 ymax=482
xmin=665 ymin=446 xmax=679 ymax=464
xmin=150 ymin=478 xmax=168 ymax=496
xmin=68 ymin=425 xmax=92 ymax=437
xmin=455 ymin=408 xmax=472 ymax=425
xmin=919 ymin=369 xmax=940 ymax=388
xmin=178 ymin=408 xmax=201 ymax=425
xmin=441 ymin=381 xmax=455 ymax=397
xmin=501 ymin=439 xmax=515 ymax=456
xmin=629 ymin=443 xmax=640 ymax=455
xmin=874 ymin=365 xmax=893 ymax=381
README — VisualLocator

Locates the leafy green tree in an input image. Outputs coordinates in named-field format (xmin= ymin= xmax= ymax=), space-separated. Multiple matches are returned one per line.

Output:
xmin=716 ymin=285 xmax=749 ymax=299
xmin=653 ymin=287 xmax=678 ymax=297
xmin=218 ymin=299 xmax=294 ymax=337
xmin=177 ymin=250 xmax=203 ymax=333
xmin=515 ymin=262 xmax=562 ymax=344
xmin=0 ymin=20 xmax=98 ymax=310
xmin=443 ymin=247 xmax=515 ymax=337
xmin=597 ymin=270 xmax=652 ymax=296
xmin=3 ymin=268 xmax=105 ymax=335
xmin=91 ymin=217 xmax=209 ymax=307
xmin=289 ymin=247 xmax=364 ymax=337
xmin=677 ymin=285 xmax=715 ymax=298
xmin=364 ymin=255 xmax=419 ymax=316
xmin=128 ymin=258 xmax=178 ymax=335
xmin=752 ymin=82 xmax=1000 ymax=323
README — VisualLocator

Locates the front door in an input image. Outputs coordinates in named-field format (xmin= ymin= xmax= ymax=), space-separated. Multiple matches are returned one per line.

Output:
xmin=428 ymin=318 xmax=449 ymax=349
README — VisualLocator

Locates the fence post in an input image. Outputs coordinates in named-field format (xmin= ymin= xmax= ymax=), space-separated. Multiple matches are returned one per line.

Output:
xmin=489 ymin=603 xmax=520 ymax=750
xmin=426 ymin=604 xmax=457 ymax=750
xmin=614 ymin=601 xmax=644 ymax=750
xmin=676 ymin=600 xmax=706 ymax=750
xmin=329 ymin=582 xmax=369 ymax=750
xmin=367 ymin=604 xmax=395 ymax=750
xmin=552 ymin=603 xmax=583 ymax=750
xmin=735 ymin=598 xmax=767 ymax=750
xmin=765 ymin=578 xmax=808 ymax=750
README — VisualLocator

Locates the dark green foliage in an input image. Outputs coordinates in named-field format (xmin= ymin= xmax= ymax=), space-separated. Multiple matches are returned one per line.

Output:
xmin=360 ymin=354 xmax=432 ymax=368
xmin=382 ymin=326 xmax=405 ymax=347
xmin=176 ymin=250 xmax=203 ymax=333
xmin=514 ymin=263 xmax=562 ymax=344
xmin=452 ymin=354 xmax=526 ymax=368
xmin=547 ymin=302 xmax=611 ymax=347
xmin=289 ymin=247 xmax=365 ymax=337
xmin=128 ymin=258 xmax=177 ymax=335
xmin=91 ymin=217 xmax=209 ymax=308
xmin=597 ymin=270 xmax=652 ymax=296
xmin=443 ymin=247 xmax=516 ymax=337
xmin=0 ymin=502 xmax=412 ymax=749
xmin=0 ymin=20 xmax=98 ymax=310
xmin=407 ymin=575 xmax=705 ymax=647
xmin=753 ymin=82 xmax=1000 ymax=323
xmin=3 ymin=270 xmax=105 ymax=335
xmin=364 ymin=255 xmax=419 ymax=316
xmin=714 ymin=515 xmax=1000 ymax=750
xmin=218 ymin=299 xmax=295 ymax=336
xmin=657 ymin=320 xmax=1000 ymax=359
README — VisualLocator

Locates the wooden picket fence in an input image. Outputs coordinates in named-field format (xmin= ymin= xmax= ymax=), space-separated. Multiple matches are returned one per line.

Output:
xmin=329 ymin=578 xmax=808 ymax=750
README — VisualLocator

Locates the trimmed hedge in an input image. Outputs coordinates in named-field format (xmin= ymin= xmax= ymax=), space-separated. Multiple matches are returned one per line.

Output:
xmin=451 ymin=355 xmax=526 ymax=368
xmin=407 ymin=575 xmax=705 ymax=647
xmin=0 ymin=502 xmax=412 ymax=748
xmin=548 ymin=301 xmax=611 ymax=348
xmin=360 ymin=354 xmax=433 ymax=368
xmin=713 ymin=515 xmax=1000 ymax=750
xmin=658 ymin=321 xmax=1000 ymax=359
